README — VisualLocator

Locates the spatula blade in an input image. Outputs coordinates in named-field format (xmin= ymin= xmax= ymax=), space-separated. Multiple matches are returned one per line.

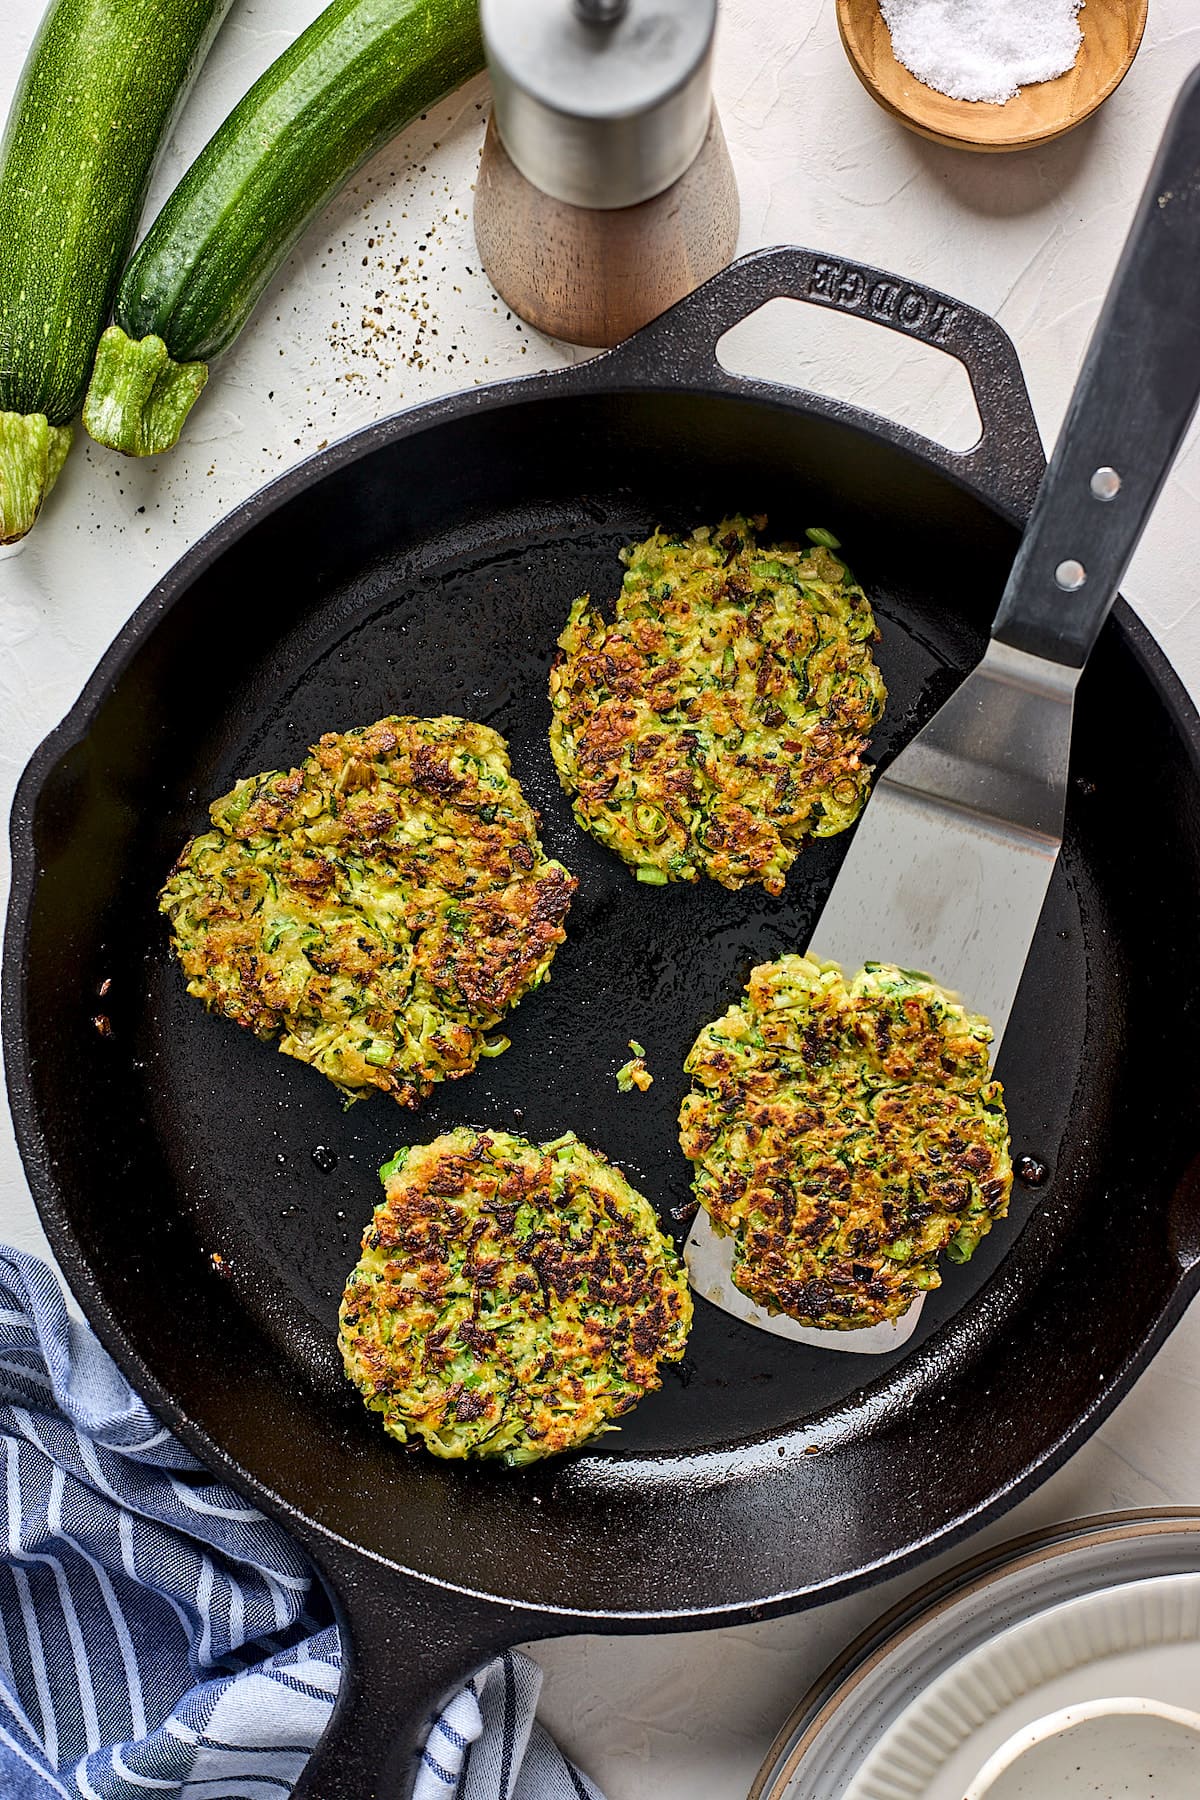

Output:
xmin=683 ymin=640 xmax=1079 ymax=1350
xmin=809 ymin=639 xmax=1079 ymax=1047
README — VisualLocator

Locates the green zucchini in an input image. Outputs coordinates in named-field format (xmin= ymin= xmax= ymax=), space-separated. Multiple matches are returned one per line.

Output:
xmin=84 ymin=0 xmax=484 ymax=459
xmin=0 ymin=0 xmax=233 ymax=541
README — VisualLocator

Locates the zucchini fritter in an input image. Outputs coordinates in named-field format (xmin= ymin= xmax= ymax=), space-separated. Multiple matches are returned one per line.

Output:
xmin=160 ymin=717 xmax=576 ymax=1106
xmin=339 ymin=1128 xmax=692 ymax=1464
xmin=548 ymin=517 xmax=886 ymax=894
xmin=679 ymin=957 xmax=1012 ymax=1329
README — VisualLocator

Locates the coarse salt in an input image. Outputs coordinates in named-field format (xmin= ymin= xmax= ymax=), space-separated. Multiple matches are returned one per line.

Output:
xmin=879 ymin=0 xmax=1085 ymax=106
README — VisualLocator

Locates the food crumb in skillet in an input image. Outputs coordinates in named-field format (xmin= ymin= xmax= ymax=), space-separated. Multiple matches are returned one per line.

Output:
xmin=159 ymin=716 xmax=576 ymax=1108
xmin=679 ymin=955 xmax=1013 ymax=1329
xmin=548 ymin=516 xmax=886 ymax=893
xmin=339 ymin=1128 xmax=692 ymax=1466
xmin=616 ymin=1040 xmax=653 ymax=1092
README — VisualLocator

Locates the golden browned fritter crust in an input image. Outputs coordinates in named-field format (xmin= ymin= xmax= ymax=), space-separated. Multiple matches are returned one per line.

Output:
xmin=679 ymin=957 xmax=1013 ymax=1329
xmin=548 ymin=517 xmax=886 ymax=894
xmin=160 ymin=716 xmax=576 ymax=1106
xmin=339 ymin=1129 xmax=692 ymax=1464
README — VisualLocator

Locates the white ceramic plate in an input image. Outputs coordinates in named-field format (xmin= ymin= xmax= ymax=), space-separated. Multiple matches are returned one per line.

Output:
xmin=751 ymin=1511 xmax=1200 ymax=1800
xmin=963 ymin=1697 xmax=1200 ymax=1800
xmin=846 ymin=1573 xmax=1200 ymax=1800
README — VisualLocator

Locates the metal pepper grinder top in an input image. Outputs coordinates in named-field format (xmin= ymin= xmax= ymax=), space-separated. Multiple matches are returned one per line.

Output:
xmin=474 ymin=0 xmax=739 ymax=348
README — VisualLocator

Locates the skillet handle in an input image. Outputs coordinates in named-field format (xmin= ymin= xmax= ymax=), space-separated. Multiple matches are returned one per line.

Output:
xmin=600 ymin=243 xmax=1045 ymax=519
xmin=289 ymin=1535 xmax=550 ymax=1800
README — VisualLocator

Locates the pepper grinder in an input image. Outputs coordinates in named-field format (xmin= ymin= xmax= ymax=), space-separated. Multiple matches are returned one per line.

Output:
xmin=474 ymin=0 xmax=739 ymax=348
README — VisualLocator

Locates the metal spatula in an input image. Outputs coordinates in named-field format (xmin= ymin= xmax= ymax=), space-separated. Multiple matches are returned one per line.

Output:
xmin=687 ymin=65 xmax=1200 ymax=1349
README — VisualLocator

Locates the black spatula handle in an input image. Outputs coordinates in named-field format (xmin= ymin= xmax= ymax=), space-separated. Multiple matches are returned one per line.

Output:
xmin=992 ymin=64 xmax=1200 ymax=668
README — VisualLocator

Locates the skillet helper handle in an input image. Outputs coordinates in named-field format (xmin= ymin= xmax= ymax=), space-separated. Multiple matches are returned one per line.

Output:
xmin=992 ymin=64 xmax=1200 ymax=669
xmin=290 ymin=1541 xmax=545 ymax=1800
xmin=603 ymin=242 xmax=1045 ymax=518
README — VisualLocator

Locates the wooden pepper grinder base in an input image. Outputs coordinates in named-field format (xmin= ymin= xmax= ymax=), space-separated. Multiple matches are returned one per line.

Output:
xmin=474 ymin=109 xmax=740 ymax=349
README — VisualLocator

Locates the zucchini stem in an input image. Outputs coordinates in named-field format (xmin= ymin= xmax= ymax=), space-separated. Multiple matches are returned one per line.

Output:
xmin=83 ymin=327 xmax=208 ymax=456
xmin=0 ymin=413 xmax=73 ymax=545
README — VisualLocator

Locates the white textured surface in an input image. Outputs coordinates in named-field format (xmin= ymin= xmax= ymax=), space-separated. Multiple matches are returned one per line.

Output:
xmin=3 ymin=2 xmax=1200 ymax=1796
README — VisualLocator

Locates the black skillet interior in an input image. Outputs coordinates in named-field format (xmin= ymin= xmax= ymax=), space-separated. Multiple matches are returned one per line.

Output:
xmin=8 ymin=255 xmax=1200 ymax=1647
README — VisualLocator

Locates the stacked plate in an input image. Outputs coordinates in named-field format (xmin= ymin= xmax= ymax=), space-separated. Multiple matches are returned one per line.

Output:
xmin=750 ymin=1510 xmax=1200 ymax=1800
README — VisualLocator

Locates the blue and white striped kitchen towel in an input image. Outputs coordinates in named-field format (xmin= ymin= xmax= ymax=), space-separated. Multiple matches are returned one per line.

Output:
xmin=0 ymin=1246 xmax=602 ymax=1800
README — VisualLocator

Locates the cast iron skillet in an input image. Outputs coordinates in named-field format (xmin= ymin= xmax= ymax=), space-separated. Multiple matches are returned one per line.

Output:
xmin=6 ymin=248 xmax=1200 ymax=1799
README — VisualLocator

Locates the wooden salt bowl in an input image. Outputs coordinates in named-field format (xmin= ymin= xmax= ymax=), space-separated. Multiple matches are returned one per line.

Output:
xmin=836 ymin=0 xmax=1149 ymax=153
